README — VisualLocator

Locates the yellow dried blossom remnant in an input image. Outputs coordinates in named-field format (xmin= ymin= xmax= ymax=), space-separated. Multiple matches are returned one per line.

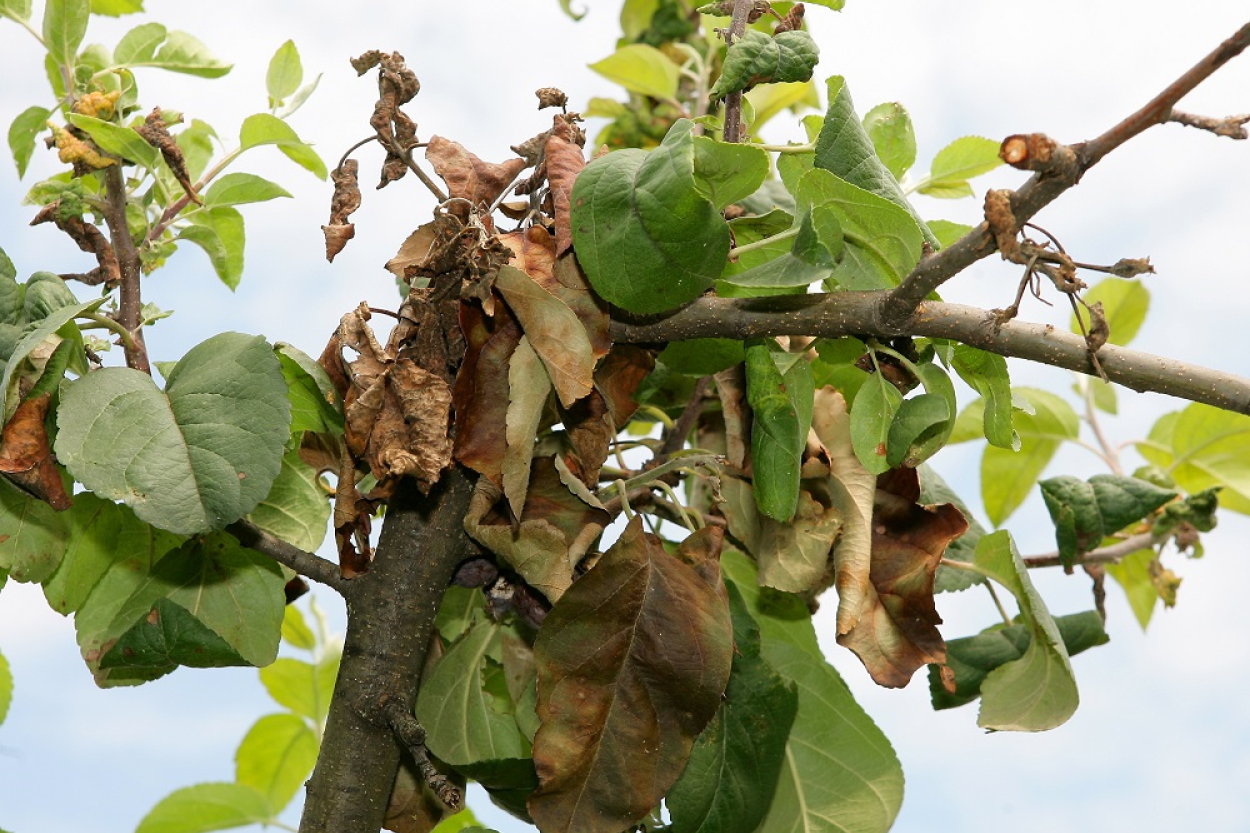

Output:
xmin=50 ymin=124 xmax=116 ymax=170
xmin=72 ymin=90 xmax=121 ymax=120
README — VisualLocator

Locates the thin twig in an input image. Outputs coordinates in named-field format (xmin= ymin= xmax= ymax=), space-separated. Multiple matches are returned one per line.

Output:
xmin=720 ymin=0 xmax=755 ymax=144
xmin=658 ymin=375 xmax=712 ymax=459
xmin=1167 ymin=109 xmax=1250 ymax=139
xmin=882 ymin=21 xmax=1250 ymax=323
xmin=382 ymin=701 xmax=462 ymax=810
xmin=226 ymin=518 xmax=349 ymax=594
xmin=1023 ymin=531 xmax=1157 ymax=569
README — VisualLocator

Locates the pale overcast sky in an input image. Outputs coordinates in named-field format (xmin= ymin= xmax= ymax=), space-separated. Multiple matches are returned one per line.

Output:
xmin=1 ymin=2 xmax=1249 ymax=832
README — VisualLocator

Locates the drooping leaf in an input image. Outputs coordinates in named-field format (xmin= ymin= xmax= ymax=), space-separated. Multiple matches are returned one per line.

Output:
xmin=1105 ymin=547 xmax=1161 ymax=630
xmin=136 ymin=782 xmax=272 ymax=833
xmin=8 ymin=105 xmax=52 ymax=177
xmin=837 ymin=468 xmax=967 ymax=688
xmin=238 ymin=113 xmax=327 ymax=179
xmin=235 ymin=713 xmax=317 ymax=813
xmin=0 ymin=476 xmax=70 ymax=584
xmin=960 ymin=530 xmax=1079 ymax=731
xmin=1069 ymin=277 xmax=1150 ymax=347
xmin=1138 ymin=403 xmax=1250 ymax=514
xmin=814 ymin=76 xmax=936 ymax=247
xmin=502 ymin=335 xmax=551 ymax=519
xmin=529 ymin=520 xmax=732 ymax=833
xmin=745 ymin=339 xmax=803 ymax=521
xmin=1039 ymin=474 xmax=1176 ymax=568
xmin=0 ymin=391 xmax=72 ymax=509
xmin=950 ymin=344 xmax=1015 ymax=449
xmin=570 ymin=119 xmax=730 ymax=314
xmin=914 ymin=136 xmax=1003 ymax=198
xmin=185 ymin=206 xmax=246 ymax=289
xmin=849 ymin=362 xmax=902 ymax=474
xmin=722 ymin=551 xmax=904 ymax=833
xmin=929 ymin=611 xmax=1109 ymax=710
xmin=588 ymin=43 xmax=679 ymax=100
xmin=862 ymin=102 xmax=916 ymax=181
xmin=0 ymin=293 xmax=106 ymax=420
xmin=668 ymin=584 xmax=798 ymax=833
xmin=246 ymin=450 xmax=330 ymax=554
xmin=417 ymin=619 xmax=531 ymax=766
xmin=918 ymin=464 xmax=986 ymax=593
xmin=276 ymin=341 xmax=344 ymax=437
xmin=67 ymin=113 xmax=162 ymax=169
xmin=55 ymin=332 xmax=291 ymax=535
xmin=691 ymin=133 xmax=769 ymax=211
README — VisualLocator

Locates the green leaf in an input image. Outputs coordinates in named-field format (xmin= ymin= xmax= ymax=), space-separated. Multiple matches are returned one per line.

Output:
xmin=130 ymin=29 xmax=230 ymax=77
xmin=796 ymin=167 xmax=922 ymax=290
xmin=862 ymin=102 xmax=915 ymax=180
xmin=814 ymin=76 xmax=937 ymax=247
xmin=0 ymin=478 xmax=71 ymax=584
xmin=8 ymin=105 xmax=51 ymax=177
xmin=556 ymin=0 xmax=586 ymax=20
xmin=929 ymin=611 xmax=1108 ymax=710
xmin=928 ymin=219 xmax=973 ymax=249
xmin=55 ymin=332 xmax=291 ymax=535
xmin=657 ymin=339 xmax=744 ymax=376
xmin=280 ymin=604 xmax=316 ymax=650
xmin=722 ymin=551 xmax=904 ymax=833
xmin=238 ymin=113 xmax=327 ymax=179
xmin=417 ymin=619 xmax=530 ymax=766
xmin=745 ymin=80 xmax=818 ymax=134
xmin=529 ymin=521 xmax=733 ymax=833
xmin=266 ymin=40 xmax=303 ymax=104
xmin=246 ymin=450 xmax=330 ymax=553
xmin=235 ymin=713 xmax=317 ymax=813
xmin=915 ymin=136 xmax=1003 ymax=198
xmin=185 ymin=206 xmax=245 ymax=289
xmin=1139 ymin=403 xmax=1250 ymax=514
xmin=918 ymin=464 xmax=987 ymax=593
xmin=570 ymin=119 xmax=730 ymax=314
xmin=1 ymin=293 xmax=106 ymax=420
xmin=101 ymin=596 xmax=249 ymax=669
xmin=850 ymin=365 xmax=902 ymax=474
xmin=67 ymin=113 xmax=161 ymax=170
xmin=966 ymin=531 xmax=1079 ymax=731
xmin=668 ymin=585 xmax=798 ymax=833
xmin=1069 ymin=277 xmax=1150 ymax=347
xmin=1039 ymin=474 xmax=1176 ymax=568
xmin=202 ymin=172 xmax=291 ymax=208
xmin=0 ymin=647 xmax=11 ymax=726
xmin=966 ymin=387 xmax=1080 ymax=526
xmin=950 ymin=344 xmax=1015 ymax=449
xmin=90 ymin=0 xmax=143 ymax=14
xmin=1106 ymin=547 xmax=1160 ymax=630
xmin=114 ymin=21 xmax=165 ymax=64
xmin=710 ymin=29 xmax=819 ymax=99
xmin=719 ymin=203 xmax=842 ymax=289
xmin=136 ymin=782 xmax=272 ymax=833
xmin=0 ymin=0 xmax=33 ymax=23
xmin=43 ymin=0 xmax=89 ymax=70
xmin=746 ymin=339 xmax=806 ymax=521
xmin=275 ymin=342 xmax=343 ymax=437
xmin=86 ymin=533 xmax=284 ymax=684
xmin=886 ymin=392 xmax=950 ymax=469
xmin=589 ymin=44 xmax=679 ymax=100
xmin=259 ymin=657 xmax=325 ymax=722
xmin=691 ymin=134 xmax=769 ymax=211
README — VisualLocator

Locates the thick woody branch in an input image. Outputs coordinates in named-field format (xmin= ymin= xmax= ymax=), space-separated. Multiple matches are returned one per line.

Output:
xmin=226 ymin=518 xmax=348 ymax=595
xmin=882 ymin=21 xmax=1250 ymax=323
xmin=99 ymin=165 xmax=150 ymax=373
xmin=609 ymin=292 xmax=1250 ymax=415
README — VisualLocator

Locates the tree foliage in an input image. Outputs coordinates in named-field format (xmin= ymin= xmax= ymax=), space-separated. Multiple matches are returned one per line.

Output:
xmin=1 ymin=1 xmax=1249 ymax=832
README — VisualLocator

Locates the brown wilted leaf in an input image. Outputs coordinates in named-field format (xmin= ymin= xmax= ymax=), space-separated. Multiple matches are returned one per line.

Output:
xmin=0 ymin=393 xmax=71 ymax=510
xmin=536 ymin=87 xmax=569 ymax=110
xmin=323 ymin=159 xmax=361 ymax=262
xmin=549 ymin=253 xmax=611 ymax=363
xmin=756 ymin=487 xmax=842 ymax=593
xmin=714 ymin=364 xmax=749 ymax=469
xmin=836 ymin=467 xmax=968 ymax=688
xmin=136 ymin=108 xmax=200 ymax=204
xmin=560 ymin=388 xmax=613 ymax=488
xmin=29 ymin=203 xmax=120 ymax=287
xmin=425 ymin=136 xmax=527 ymax=209
xmin=545 ymin=116 xmax=586 ymax=257
xmin=452 ymin=299 xmax=523 ymax=486
xmin=592 ymin=344 xmax=654 ymax=429
xmin=493 ymin=265 xmax=595 ymax=408
xmin=464 ymin=461 xmax=610 ymax=602
xmin=334 ymin=443 xmax=373 ymax=578
xmin=528 ymin=518 xmax=732 ymax=833
xmin=352 ymin=50 xmax=421 ymax=189
xmin=498 ymin=226 xmax=558 ymax=285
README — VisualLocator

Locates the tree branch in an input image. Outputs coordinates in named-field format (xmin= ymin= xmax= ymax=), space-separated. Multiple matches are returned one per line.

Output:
xmin=1024 ymin=531 xmax=1157 ymax=569
xmin=720 ymin=0 xmax=754 ymax=144
xmin=98 ymin=165 xmax=151 ymax=373
xmin=225 ymin=519 xmax=348 ymax=595
xmin=299 ymin=467 xmax=476 ymax=833
xmin=882 ymin=21 xmax=1250 ymax=324
xmin=608 ymin=292 xmax=1250 ymax=415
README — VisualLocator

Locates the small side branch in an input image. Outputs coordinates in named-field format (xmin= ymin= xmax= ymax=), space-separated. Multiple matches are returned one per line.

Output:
xmin=226 ymin=519 xmax=348 ymax=595
xmin=881 ymin=21 xmax=1250 ymax=322
xmin=1167 ymin=109 xmax=1250 ymax=139
xmin=1024 ymin=531 xmax=1157 ymax=569
xmin=382 ymin=701 xmax=462 ymax=810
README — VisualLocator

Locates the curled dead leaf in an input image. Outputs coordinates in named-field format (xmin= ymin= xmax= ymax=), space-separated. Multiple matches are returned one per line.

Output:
xmin=0 ymin=393 xmax=72 ymax=510
xmin=426 ymin=136 xmax=527 ymax=208
xmin=544 ymin=115 xmax=586 ymax=256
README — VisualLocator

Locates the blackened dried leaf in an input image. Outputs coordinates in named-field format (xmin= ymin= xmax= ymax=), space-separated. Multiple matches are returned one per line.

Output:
xmin=529 ymin=519 xmax=732 ymax=833
xmin=29 ymin=203 xmax=120 ymax=287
